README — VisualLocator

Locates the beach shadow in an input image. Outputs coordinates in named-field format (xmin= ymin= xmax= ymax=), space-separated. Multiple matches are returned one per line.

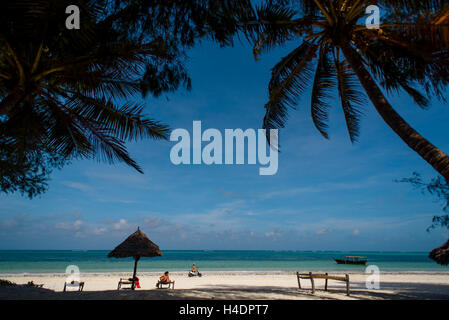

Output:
xmin=1 ymin=281 xmax=448 ymax=300
xmin=0 ymin=285 xmax=63 ymax=300
xmin=353 ymin=281 xmax=449 ymax=300
xmin=0 ymin=284 xmax=351 ymax=300
xmin=169 ymin=285 xmax=324 ymax=300
xmin=0 ymin=284 xmax=323 ymax=300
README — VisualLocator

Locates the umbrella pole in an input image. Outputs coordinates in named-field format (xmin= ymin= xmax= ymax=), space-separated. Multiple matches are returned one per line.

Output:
xmin=132 ymin=256 xmax=140 ymax=290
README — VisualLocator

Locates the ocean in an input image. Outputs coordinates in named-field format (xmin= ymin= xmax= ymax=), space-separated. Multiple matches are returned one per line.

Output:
xmin=0 ymin=250 xmax=447 ymax=274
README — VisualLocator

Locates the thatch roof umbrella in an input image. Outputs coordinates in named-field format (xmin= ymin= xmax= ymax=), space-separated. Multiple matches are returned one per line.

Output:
xmin=108 ymin=227 xmax=162 ymax=285
xmin=429 ymin=239 xmax=449 ymax=266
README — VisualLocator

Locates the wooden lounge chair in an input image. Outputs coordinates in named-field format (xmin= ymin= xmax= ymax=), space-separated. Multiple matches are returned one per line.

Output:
xmin=296 ymin=272 xmax=350 ymax=296
xmin=63 ymin=281 xmax=85 ymax=292
xmin=156 ymin=280 xmax=175 ymax=289
xmin=117 ymin=278 xmax=138 ymax=290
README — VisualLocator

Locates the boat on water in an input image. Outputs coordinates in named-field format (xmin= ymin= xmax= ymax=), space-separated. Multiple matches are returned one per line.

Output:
xmin=333 ymin=256 xmax=367 ymax=265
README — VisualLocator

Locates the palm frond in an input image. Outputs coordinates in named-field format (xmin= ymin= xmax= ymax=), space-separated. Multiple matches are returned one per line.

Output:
xmin=362 ymin=37 xmax=438 ymax=107
xmin=310 ymin=45 xmax=336 ymax=139
xmin=69 ymin=95 xmax=170 ymax=141
xmin=401 ymin=83 xmax=431 ymax=108
xmin=250 ymin=2 xmax=299 ymax=59
xmin=0 ymin=0 xmax=200 ymax=175
xmin=335 ymin=59 xmax=365 ymax=143
xmin=263 ymin=41 xmax=316 ymax=131
xmin=88 ymin=129 xmax=143 ymax=173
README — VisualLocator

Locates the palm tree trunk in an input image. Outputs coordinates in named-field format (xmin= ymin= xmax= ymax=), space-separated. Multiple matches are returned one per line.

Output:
xmin=340 ymin=41 xmax=449 ymax=182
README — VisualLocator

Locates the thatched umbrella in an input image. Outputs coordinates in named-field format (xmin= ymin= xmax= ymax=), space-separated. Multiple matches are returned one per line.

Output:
xmin=429 ymin=239 xmax=449 ymax=266
xmin=108 ymin=227 xmax=162 ymax=283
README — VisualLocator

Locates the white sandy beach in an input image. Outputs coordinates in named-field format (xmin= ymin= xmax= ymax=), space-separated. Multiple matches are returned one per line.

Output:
xmin=1 ymin=271 xmax=448 ymax=300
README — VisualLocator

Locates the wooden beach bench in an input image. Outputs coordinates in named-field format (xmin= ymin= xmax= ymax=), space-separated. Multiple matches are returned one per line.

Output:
xmin=156 ymin=280 xmax=175 ymax=289
xmin=117 ymin=278 xmax=137 ymax=290
xmin=296 ymin=272 xmax=350 ymax=296
xmin=63 ymin=281 xmax=85 ymax=292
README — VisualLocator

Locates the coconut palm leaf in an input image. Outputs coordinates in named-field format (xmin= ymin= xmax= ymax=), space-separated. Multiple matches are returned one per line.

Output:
xmin=310 ymin=46 xmax=336 ymax=139
xmin=335 ymin=60 xmax=365 ymax=143
xmin=263 ymin=41 xmax=316 ymax=130
xmin=244 ymin=0 xmax=449 ymax=180
xmin=251 ymin=2 xmax=301 ymax=58
xmin=0 ymin=0 xmax=258 ymax=196
xmin=0 ymin=0 xmax=211 ymax=177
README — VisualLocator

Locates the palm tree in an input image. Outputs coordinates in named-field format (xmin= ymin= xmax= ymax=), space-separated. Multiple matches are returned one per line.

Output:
xmin=0 ymin=0 xmax=184 ymax=174
xmin=241 ymin=0 xmax=449 ymax=181
xmin=0 ymin=0 xmax=253 ymax=197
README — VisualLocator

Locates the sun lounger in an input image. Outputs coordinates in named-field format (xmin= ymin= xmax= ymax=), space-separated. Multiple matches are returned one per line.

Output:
xmin=117 ymin=278 xmax=139 ymax=290
xmin=63 ymin=281 xmax=84 ymax=292
xmin=296 ymin=272 xmax=350 ymax=296
xmin=156 ymin=280 xmax=175 ymax=289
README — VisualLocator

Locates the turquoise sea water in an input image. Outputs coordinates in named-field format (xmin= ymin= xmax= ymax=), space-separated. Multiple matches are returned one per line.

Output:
xmin=0 ymin=250 xmax=447 ymax=273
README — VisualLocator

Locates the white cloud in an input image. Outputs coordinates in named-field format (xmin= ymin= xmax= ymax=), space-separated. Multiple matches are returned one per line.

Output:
xmin=55 ymin=219 xmax=84 ymax=231
xmin=264 ymin=231 xmax=283 ymax=240
xmin=112 ymin=219 xmax=129 ymax=230
xmin=260 ymin=176 xmax=383 ymax=200
xmin=92 ymin=227 xmax=107 ymax=235
xmin=61 ymin=181 xmax=93 ymax=193
xmin=316 ymin=227 xmax=333 ymax=235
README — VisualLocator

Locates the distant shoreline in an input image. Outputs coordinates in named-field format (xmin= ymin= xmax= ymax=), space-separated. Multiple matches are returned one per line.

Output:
xmin=1 ymin=270 xmax=449 ymax=276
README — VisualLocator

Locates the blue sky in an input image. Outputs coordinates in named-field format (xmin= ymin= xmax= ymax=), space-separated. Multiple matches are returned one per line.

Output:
xmin=1 ymin=39 xmax=449 ymax=251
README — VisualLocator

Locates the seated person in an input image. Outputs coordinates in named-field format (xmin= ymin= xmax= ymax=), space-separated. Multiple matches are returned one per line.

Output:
xmin=189 ymin=264 xmax=202 ymax=277
xmin=128 ymin=276 xmax=140 ymax=288
xmin=156 ymin=271 xmax=173 ymax=287
xmin=160 ymin=271 xmax=170 ymax=283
